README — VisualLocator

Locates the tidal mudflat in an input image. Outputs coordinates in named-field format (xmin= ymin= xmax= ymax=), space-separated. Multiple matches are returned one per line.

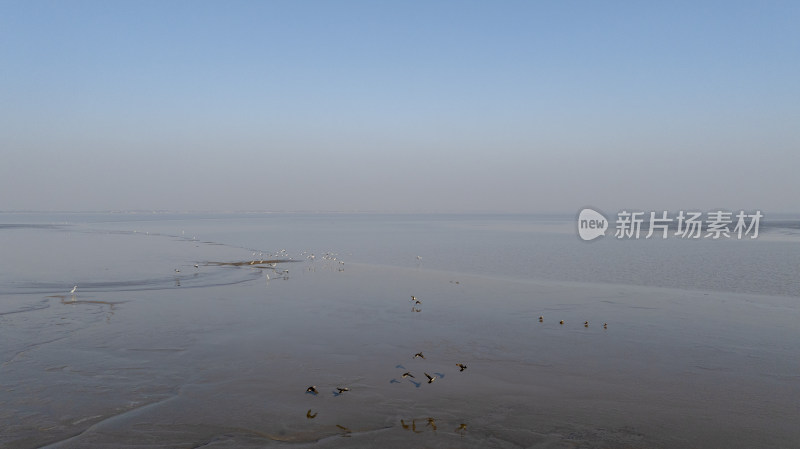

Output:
xmin=1 ymin=215 xmax=798 ymax=448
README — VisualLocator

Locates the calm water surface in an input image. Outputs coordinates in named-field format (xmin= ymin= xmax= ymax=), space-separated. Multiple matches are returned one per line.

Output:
xmin=7 ymin=212 xmax=795 ymax=296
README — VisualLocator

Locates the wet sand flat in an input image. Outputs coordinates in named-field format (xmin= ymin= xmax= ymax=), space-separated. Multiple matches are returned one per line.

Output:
xmin=1 ymin=221 xmax=799 ymax=448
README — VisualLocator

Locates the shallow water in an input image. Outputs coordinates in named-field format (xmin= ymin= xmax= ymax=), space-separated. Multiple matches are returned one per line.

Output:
xmin=1 ymin=214 xmax=799 ymax=448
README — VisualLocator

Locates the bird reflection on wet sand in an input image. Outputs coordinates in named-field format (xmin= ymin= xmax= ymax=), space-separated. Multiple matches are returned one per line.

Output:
xmin=335 ymin=424 xmax=352 ymax=436
xmin=400 ymin=418 xmax=445 ymax=434
xmin=426 ymin=417 xmax=437 ymax=431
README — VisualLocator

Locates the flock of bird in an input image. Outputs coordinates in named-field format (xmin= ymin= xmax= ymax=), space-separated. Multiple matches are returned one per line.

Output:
xmin=65 ymin=250 xmax=610 ymax=439
xmin=541 ymin=315 xmax=608 ymax=329
xmin=305 ymin=343 xmax=469 ymax=399
xmin=66 ymin=248 xmax=345 ymax=299
xmin=299 ymin=293 xmax=473 ymax=436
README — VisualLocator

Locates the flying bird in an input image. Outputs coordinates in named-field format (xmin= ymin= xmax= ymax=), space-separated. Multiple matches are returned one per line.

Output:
xmin=424 ymin=372 xmax=435 ymax=384
xmin=306 ymin=409 xmax=317 ymax=419
xmin=414 ymin=352 xmax=425 ymax=359
xmin=456 ymin=363 xmax=467 ymax=372
xmin=306 ymin=386 xmax=318 ymax=394
xmin=402 ymin=372 xmax=415 ymax=378
xmin=336 ymin=387 xmax=350 ymax=394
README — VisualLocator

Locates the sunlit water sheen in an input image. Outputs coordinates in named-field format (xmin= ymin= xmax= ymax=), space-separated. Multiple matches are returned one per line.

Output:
xmin=1 ymin=213 xmax=798 ymax=448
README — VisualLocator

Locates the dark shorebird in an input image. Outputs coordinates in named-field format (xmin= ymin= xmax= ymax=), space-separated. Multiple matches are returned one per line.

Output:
xmin=401 ymin=372 xmax=415 ymax=378
xmin=174 ymin=268 xmax=180 ymax=273
xmin=559 ymin=320 xmax=564 ymax=325
xmin=306 ymin=386 xmax=318 ymax=394
xmin=603 ymin=322 xmax=608 ymax=329
xmin=538 ymin=316 xmax=543 ymax=322
xmin=336 ymin=387 xmax=350 ymax=394
xmin=414 ymin=352 xmax=425 ymax=359
xmin=584 ymin=321 xmax=589 ymax=327
xmin=456 ymin=363 xmax=467 ymax=372
xmin=424 ymin=372 xmax=435 ymax=384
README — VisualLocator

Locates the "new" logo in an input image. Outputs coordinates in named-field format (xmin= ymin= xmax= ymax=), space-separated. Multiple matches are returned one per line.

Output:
xmin=577 ymin=208 xmax=608 ymax=241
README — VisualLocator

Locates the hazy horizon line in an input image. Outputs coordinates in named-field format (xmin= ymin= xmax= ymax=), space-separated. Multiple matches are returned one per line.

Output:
xmin=2 ymin=209 xmax=799 ymax=217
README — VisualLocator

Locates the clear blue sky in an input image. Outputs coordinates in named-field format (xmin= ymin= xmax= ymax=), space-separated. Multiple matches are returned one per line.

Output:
xmin=1 ymin=1 xmax=798 ymax=213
